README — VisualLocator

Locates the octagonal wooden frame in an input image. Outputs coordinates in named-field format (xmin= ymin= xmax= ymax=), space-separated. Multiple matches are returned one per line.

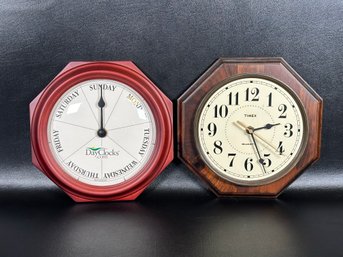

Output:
xmin=178 ymin=57 xmax=322 ymax=197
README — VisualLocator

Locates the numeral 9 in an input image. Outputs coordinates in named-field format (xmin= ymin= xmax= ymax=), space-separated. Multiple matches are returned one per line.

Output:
xmin=207 ymin=123 xmax=217 ymax=137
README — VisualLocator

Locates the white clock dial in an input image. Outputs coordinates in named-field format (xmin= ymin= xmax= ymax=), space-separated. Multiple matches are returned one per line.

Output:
xmin=197 ymin=77 xmax=307 ymax=185
xmin=48 ymin=79 xmax=156 ymax=186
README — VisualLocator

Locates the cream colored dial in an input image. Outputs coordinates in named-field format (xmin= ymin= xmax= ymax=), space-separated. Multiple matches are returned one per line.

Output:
xmin=197 ymin=77 xmax=307 ymax=186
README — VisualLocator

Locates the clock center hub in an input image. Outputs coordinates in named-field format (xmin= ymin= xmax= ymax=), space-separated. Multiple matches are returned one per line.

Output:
xmin=225 ymin=105 xmax=275 ymax=155
xmin=97 ymin=129 xmax=107 ymax=138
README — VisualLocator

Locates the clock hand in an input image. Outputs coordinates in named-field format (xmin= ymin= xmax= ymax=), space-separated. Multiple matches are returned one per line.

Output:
xmin=253 ymin=123 xmax=280 ymax=132
xmin=249 ymin=132 xmax=266 ymax=174
xmin=234 ymin=121 xmax=278 ymax=152
xmin=234 ymin=121 xmax=266 ymax=173
xmin=97 ymin=86 xmax=107 ymax=138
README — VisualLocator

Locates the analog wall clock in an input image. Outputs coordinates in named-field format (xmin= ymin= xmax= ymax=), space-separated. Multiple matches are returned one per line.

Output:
xmin=30 ymin=61 xmax=173 ymax=202
xmin=178 ymin=58 xmax=322 ymax=197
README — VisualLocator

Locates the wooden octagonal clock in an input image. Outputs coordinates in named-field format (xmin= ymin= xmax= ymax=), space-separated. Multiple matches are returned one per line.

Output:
xmin=30 ymin=61 xmax=173 ymax=202
xmin=178 ymin=58 xmax=322 ymax=197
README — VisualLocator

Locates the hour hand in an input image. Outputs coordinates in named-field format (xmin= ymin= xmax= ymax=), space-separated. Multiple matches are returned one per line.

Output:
xmin=253 ymin=123 xmax=280 ymax=132
xmin=97 ymin=86 xmax=107 ymax=138
xmin=98 ymin=89 xmax=105 ymax=109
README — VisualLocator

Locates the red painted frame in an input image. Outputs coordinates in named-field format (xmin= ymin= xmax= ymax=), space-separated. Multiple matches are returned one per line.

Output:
xmin=30 ymin=61 xmax=173 ymax=202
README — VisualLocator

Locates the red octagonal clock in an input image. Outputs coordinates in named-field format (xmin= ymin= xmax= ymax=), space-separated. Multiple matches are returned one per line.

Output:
xmin=30 ymin=61 xmax=173 ymax=202
xmin=178 ymin=58 xmax=322 ymax=197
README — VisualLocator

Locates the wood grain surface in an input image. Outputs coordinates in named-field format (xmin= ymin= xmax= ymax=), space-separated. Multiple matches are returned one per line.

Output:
xmin=178 ymin=58 xmax=323 ymax=197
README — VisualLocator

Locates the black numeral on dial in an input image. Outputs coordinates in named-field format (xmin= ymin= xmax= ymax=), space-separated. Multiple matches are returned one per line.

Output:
xmin=277 ymin=141 xmax=285 ymax=155
xmin=284 ymin=123 xmax=293 ymax=137
xmin=278 ymin=104 xmax=287 ymax=118
xmin=245 ymin=87 xmax=259 ymax=102
xmin=228 ymin=92 xmax=239 ymax=105
xmin=262 ymin=153 xmax=272 ymax=167
xmin=267 ymin=93 xmax=272 ymax=107
xmin=207 ymin=122 xmax=217 ymax=137
xmin=244 ymin=158 xmax=254 ymax=171
xmin=213 ymin=140 xmax=223 ymax=154
xmin=214 ymin=105 xmax=229 ymax=118
xmin=228 ymin=153 xmax=236 ymax=167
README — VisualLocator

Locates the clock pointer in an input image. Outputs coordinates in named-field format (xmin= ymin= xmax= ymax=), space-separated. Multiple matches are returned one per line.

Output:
xmin=234 ymin=121 xmax=278 ymax=153
xmin=250 ymin=133 xmax=267 ymax=174
xmin=233 ymin=121 xmax=267 ymax=173
xmin=253 ymin=123 xmax=280 ymax=132
xmin=97 ymin=86 xmax=107 ymax=138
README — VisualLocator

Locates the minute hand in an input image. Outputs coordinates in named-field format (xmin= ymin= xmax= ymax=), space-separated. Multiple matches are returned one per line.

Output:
xmin=250 ymin=133 xmax=266 ymax=173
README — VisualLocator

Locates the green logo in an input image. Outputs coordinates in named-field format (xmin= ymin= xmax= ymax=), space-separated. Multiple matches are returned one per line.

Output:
xmin=87 ymin=147 xmax=104 ymax=151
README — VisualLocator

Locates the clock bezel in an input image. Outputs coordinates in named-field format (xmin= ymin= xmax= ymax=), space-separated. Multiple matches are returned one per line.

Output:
xmin=194 ymin=74 xmax=309 ymax=186
xmin=30 ymin=62 xmax=173 ymax=201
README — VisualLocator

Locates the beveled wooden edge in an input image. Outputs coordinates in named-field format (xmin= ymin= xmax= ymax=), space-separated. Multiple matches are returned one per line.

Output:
xmin=177 ymin=58 xmax=223 ymax=162
xmin=177 ymin=58 xmax=223 ymax=102
xmin=277 ymin=59 xmax=323 ymax=166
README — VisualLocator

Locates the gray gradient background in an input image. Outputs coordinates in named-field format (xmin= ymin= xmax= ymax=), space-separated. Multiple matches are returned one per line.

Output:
xmin=0 ymin=1 xmax=343 ymax=257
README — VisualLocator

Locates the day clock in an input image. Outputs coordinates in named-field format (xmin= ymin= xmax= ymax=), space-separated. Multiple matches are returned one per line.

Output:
xmin=30 ymin=61 xmax=173 ymax=202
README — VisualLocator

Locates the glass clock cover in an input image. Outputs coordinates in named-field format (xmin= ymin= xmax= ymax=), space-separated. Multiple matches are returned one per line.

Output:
xmin=196 ymin=77 xmax=307 ymax=186
xmin=30 ymin=61 xmax=173 ymax=202
xmin=48 ymin=79 xmax=156 ymax=186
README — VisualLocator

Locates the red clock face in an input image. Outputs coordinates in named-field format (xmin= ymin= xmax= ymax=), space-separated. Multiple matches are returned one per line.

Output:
xmin=30 ymin=62 xmax=173 ymax=201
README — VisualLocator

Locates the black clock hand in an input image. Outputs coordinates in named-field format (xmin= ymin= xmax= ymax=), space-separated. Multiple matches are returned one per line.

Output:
xmin=253 ymin=123 xmax=280 ymax=132
xmin=250 ymin=132 xmax=266 ymax=174
xmin=97 ymin=86 xmax=107 ymax=138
